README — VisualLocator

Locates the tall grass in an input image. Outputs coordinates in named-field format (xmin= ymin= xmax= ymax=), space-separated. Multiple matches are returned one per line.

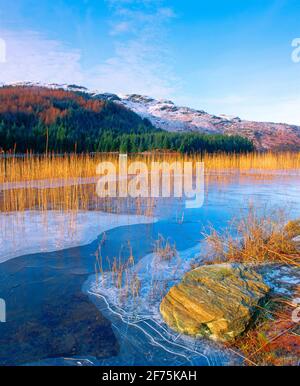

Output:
xmin=1 ymin=152 xmax=300 ymax=184
xmin=201 ymin=206 xmax=300 ymax=365
xmin=202 ymin=151 xmax=300 ymax=172
xmin=203 ymin=206 xmax=300 ymax=266
xmin=1 ymin=151 xmax=299 ymax=213
xmin=153 ymin=235 xmax=178 ymax=261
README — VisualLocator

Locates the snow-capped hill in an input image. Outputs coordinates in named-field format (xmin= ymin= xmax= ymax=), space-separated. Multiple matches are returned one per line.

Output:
xmin=119 ymin=94 xmax=225 ymax=134
xmin=219 ymin=114 xmax=241 ymax=122
xmin=5 ymin=81 xmax=89 ymax=93
xmin=117 ymin=94 xmax=300 ymax=151
xmin=2 ymin=83 xmax=300 ymax=150
xmin=92 ymin=92 xmax=121 ymax=102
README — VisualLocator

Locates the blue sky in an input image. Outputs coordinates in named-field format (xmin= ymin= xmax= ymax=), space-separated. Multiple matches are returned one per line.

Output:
xmin=1 ymin=0 xmax=300 ymax=124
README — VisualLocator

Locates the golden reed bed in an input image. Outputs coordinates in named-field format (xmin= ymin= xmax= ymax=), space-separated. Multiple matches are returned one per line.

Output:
xmin=1 ymin=151 xmax=300 ymax=213
xmin=1 ymin=151 xmax=300 ymax=184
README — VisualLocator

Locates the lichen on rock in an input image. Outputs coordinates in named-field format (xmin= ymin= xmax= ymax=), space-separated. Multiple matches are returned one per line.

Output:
xmin=160 ymin=263 xmax=270 ymax=342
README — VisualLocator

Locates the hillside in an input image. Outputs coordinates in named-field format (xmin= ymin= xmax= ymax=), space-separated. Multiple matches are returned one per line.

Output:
xmin=117 ymin=95 xmax=300 ymax=151
xmin=0 ymin=86 xmax=155 ymax=153
xmin=3 ymin=82 xmax=300 ymax=151
xmin=0 ymin=85 xmax=253 ymax=154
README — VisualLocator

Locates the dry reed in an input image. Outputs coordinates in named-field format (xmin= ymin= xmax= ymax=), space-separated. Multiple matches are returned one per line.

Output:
xmin=153 ymin=234 xmax=178 ymax=261
xmin=1 ymin=152 xmax=300 ymax=213
xmin=203 ymin=206 xmax=300 ymax=266
xmin=1 ymin=152 xmax=300 ymax=185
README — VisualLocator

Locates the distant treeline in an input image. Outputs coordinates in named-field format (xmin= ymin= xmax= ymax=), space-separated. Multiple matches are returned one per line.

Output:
xmin=0 ymin=86 xmax=254 ymax=154
xmin=97 ymin=131 xmax=254 ymax=154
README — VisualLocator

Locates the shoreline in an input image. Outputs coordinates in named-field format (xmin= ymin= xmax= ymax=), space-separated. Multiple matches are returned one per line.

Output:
xmin=85 ymin=243 xmax=240 ymax=366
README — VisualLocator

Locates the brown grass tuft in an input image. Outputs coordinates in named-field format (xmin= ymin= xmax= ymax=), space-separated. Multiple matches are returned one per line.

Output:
xmin=204 ymin=206 xmax=300 ymax=267
xmin=154 ymin=234 xmax=178 ymax=261
xmin=229 ymin=287 xmax=300 ymax=366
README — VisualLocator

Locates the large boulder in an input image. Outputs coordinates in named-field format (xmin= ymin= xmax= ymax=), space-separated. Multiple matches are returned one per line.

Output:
xmin=160 ymin=263 xmax=270 ymax=342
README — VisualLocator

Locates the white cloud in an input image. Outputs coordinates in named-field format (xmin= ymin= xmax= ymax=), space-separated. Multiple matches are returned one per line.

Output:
xmin=0 ymin=1 xmax=178 ymax=99
xmin=0 ymin=30 xmax=84 ymax=85
xmin=0 ymin=38 xmax=6 ymax=63
xmin=88 ymin=40 xmax=177 ymax=97
xmin=97 ymin=0 xmax=178 ymax=97
xmin=109 ymin=21 xmax=131 ymax=36
xmin=158 ymin=7 xmax=176 ymax=18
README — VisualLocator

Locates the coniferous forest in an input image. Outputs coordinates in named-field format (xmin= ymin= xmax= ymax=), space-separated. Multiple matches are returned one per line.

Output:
xmin=0 ymin=86 xmax=254 ymax=154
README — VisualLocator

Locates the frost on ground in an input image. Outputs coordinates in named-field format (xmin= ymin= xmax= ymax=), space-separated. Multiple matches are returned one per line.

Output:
xmin=261 ymin=264 xmax=300 ymax=297
xmin=87 ymin=244 xmax=240 ymax=366
xmin=90 ymin=250 xmax=193 ymax=318
xmin=0 ymin=210 xmax=156 ymax=264
xmin=87 ymin=243 xmax=300 ymax=365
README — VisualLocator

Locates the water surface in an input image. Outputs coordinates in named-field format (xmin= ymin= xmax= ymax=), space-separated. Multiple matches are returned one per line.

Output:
xmin=0 ymin=174 xmax=299 ymax=365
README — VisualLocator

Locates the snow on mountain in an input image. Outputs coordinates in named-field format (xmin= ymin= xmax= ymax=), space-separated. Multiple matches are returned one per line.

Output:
xmin=116 ymin=94 xmax=300 ymax=151
xmin=4 ymin=81 xmax=89 ymax=93
xmin=2 ymin=82 xmax=300 ymax=151
xmin=118 ymin=94 xmax=225 ymax=134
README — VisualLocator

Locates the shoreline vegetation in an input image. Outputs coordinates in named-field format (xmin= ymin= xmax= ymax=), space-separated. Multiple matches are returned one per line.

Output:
xmin=1 ymin=151 xmax=300 ymax=183
xmin=0 ymin=152 xmax=300 ymax=216
xmin=1 ymin=152 xmax=300 ymax=213
xmin=185 ymin=209 xmax=300 ymax=366
xmin=203 ymin=207 xmax=300 ymax=267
